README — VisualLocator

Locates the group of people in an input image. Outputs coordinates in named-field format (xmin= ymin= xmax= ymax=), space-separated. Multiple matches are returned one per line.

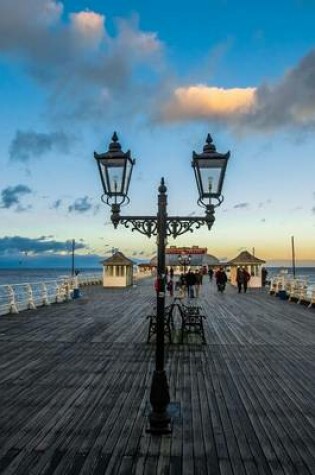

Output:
xmin=213 ymin=266 xmax=251 ymax=293
xmin=155 ymin=267 xmax=204 ymax=298
xmin=215 ymin=267 xmax=251 ymax=293
xmin=155 ymin=265 xmax=265 ymax=296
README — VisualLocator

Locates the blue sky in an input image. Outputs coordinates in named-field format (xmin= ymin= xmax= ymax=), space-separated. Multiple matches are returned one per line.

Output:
xmin=0 ymin=0 xmax=315 ymax=268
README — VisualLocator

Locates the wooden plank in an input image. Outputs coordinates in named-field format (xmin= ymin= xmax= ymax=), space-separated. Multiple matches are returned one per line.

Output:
xmin=0 ymin=279 xmax=314 ymax=474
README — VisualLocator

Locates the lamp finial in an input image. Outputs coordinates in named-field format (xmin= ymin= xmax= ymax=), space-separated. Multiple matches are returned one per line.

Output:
xmin=159 ymin=177 xmax=167 ymax=194
xmin=109 ymin=132 xmax=122 ymax=152
xmin=203 ymin=133 xmax=216 ymax=153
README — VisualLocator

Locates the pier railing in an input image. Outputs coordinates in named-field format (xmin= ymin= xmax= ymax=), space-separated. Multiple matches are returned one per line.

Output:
xmin=0 ymin=273 xmax=102 ymax=316
xmin=269 ymin=276 xmax=315 ymax=308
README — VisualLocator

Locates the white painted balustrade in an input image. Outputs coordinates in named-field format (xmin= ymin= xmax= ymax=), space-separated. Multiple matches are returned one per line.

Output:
xmin=0 ymin=273 xmax=102 ymax=316
xmin=269 ymin=275 xmax=314 ymax=308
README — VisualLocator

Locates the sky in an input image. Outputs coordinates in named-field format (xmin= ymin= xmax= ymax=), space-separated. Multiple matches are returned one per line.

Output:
xmin=1 ymin=0 xmax=315 ymax=268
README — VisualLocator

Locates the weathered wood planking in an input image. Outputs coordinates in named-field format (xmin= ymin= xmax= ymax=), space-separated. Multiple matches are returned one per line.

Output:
xmin=0 ymin=279 xmax=314 ymax=474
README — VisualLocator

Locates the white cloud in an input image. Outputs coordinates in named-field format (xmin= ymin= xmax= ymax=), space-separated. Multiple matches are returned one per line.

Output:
xmin=159 ymin=85 xmax=256 ymax=121
xmin=40 ymin=0 xmax=63 ymax=24
xmin=0 ymin=2 xmax=164 ymax=123
xmin=157 ymin=49 xmax=315 ymax=132
xmin=2 ymin=1 xmax=315 ymax=133
xmin=0 ymin=0 xmax=62 ymax=35
xmin=115 ymin=17 xmax=162 ymax=58
xmin=70 ymin=10 xmax=106 ymax=49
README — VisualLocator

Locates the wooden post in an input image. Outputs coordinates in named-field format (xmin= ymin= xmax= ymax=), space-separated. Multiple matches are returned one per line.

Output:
xmin=291 ymin=236 xmax=296 ymax=279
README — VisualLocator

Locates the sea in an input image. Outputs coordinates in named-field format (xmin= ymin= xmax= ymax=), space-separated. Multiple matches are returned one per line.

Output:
xmin=0 ymin=268 xmax=102 ymax=286
xmin=0 ymin=266 xmax=314 ymax=289
xmin=267 ymin=267 xmax=315 ymax=289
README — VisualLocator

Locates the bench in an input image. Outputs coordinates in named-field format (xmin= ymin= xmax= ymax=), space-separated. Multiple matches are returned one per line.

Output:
xmin=146 ymin=304 xmax=175 ymax=343
xmin=177 ymin=303 xmax=206 ymax=344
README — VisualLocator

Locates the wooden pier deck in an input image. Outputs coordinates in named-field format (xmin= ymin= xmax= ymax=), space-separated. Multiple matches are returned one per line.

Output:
xmin=0 ymin=278 xmax=314 ymax=474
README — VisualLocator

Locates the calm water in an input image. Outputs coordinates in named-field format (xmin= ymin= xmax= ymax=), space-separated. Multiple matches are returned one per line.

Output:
xmin=0 ymin=268 xmax=102 ymax=286
xmin=0 ymin=266 xmax=314 ymax=288
xmin=267 ymin=267 xmax=315 ymax=289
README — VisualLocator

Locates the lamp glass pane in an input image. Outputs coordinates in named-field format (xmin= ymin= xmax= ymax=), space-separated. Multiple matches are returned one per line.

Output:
xmin=107 ymin=166 xmax=124 ymax=194
xmin=101 ymin=157 xmax=125 ymax=194
xmin=200 ymin=167 xmax=221 ymax=194
xmin=125 ymin=159 xmax=133 ymax=194
xmin=196 ymin=157 xmax=226 ymax=195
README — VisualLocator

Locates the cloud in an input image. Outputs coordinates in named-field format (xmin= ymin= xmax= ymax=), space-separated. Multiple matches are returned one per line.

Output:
xmin=68 ymin=196 xmax=93 ymax=213
xmin=9 ymin=130 xmax=72 ymax=162
xmin=258 ymin=199 xmax=272 ymax=208
xmin=0 ymin=2 xmax=163 ymax=123
xmin=0 ymin=185 xmax=32 ymax=209
xmin=70 ymin=10 xmax=105 ymax=49
xmin=233 ymin=202 xmax=249 ymax=209
xmin=156 ymin=49 xmax=315 ymax=132
xmin=239 ymin=50 xmax=315 ymax=131
xmin=159 ymin=86 xmax=256 ymax=122
xmin=2 ymin=2 xmax=315 ymax=134
xmin=0 ymin=1 xmax=63 ymax=46
xmin=0 ymin=235 xmax=85 ymax=255
xmin=51 ymin=199 xmax=62 ymax=209
xmin=312 ymin=206 xmax=315 ymax=214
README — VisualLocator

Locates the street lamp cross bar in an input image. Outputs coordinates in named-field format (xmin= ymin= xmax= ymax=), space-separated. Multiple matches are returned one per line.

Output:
xmin=112 ymin=212 xmax=216 ymax=238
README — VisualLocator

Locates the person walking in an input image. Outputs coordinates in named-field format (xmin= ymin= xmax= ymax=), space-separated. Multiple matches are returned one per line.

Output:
xmin=236 ymin=267 xmax=244 ymax=293
xmin=167 ymin=279 xmax=174 ymax=297
xmin=215 ymin=267 xmax=228 ymax=292
xmin=261 ymin=267 xmax=268 ymax=287
xmin=236 ymin=267 xmax=250 ymax=293
xmin=243 ymin=268 xmax=251 ymax=293
xmin=185 ymin=269 xmax=196 ymax=298
xmin=195 ymin=269 xmax=202 ymax=298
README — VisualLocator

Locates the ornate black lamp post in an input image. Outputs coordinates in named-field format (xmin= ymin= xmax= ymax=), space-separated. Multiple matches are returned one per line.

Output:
xmin=178 ymin=252 xmax=191 ymax=273
xmin=94 ymin=132 xmax=230 ymax=434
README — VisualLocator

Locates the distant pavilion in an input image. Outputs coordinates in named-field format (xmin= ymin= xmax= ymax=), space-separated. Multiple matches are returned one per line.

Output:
xmin=138 ymin=245 xmax=220 ymax=274
xmin=101 ymin=251 xmax=134 ymax=288
xmin=226 ymin=250 xmax=266 ymax=288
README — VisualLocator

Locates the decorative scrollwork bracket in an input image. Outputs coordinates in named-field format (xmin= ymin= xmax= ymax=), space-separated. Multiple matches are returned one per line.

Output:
xmin=111 ymin=206 xmax=215 ymax=239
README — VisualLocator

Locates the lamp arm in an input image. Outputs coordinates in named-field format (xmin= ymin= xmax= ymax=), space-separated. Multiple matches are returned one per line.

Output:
xmin=111 ymin=213 xmax=215 ymax=238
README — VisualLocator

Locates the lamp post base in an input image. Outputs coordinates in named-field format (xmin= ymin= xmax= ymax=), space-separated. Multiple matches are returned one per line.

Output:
xmin=147 ymin=369 xmax=172 ymax=434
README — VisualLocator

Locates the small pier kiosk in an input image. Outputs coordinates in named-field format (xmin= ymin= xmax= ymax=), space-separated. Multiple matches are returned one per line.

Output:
xmin=101 ymin=251 xmax=134 ymax=288
xmin=227 ymin=250 xmax=266 ymax=288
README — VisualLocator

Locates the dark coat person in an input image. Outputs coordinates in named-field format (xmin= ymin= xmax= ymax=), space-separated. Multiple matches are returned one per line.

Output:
xmin=215 ymin=267 xmax=228 ymax=292
xmin=261 ymin=267 xmax=268 ymax=287
xmin=185 ymin=270 xmax=196 ymax=298
xmin=236 ymin=267 xmax=250 ymax=293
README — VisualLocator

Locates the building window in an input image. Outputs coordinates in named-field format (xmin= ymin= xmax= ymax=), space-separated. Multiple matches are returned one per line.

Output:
xmin=106 ymin=266 xmax=114 ymax=276
xmin=116 ymin=266 xmax=125 ymax=277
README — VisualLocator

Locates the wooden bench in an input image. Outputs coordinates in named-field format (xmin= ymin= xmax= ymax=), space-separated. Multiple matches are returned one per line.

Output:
xmin=146 ymin=304 xmax=175 ymax=343
xmin=177 ymin=302 xmax=206 ymax=344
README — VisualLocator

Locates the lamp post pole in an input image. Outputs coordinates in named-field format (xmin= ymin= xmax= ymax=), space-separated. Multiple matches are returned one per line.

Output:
xmin=94 ymin=132 xmax=230 ymax=434
xmin=149 ymin=178 xmax=171 ymax=432
xmin=71 ymin=239 xmax=75 ymax=277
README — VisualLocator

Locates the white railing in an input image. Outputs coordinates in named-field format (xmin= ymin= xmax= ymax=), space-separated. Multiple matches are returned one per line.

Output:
xmin=308 ymin=289 xmax=315 ymax=308
xmin=0 ymin=273 xmax=102 ymax=316
xmin=269 ymin=276 xmax=314 ymax=308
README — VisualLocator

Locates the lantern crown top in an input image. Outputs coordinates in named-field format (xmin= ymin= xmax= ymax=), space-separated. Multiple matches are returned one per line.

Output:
xmin=192 ymin=132 xmax=230 ymax=160
xmin=108 ymin=131 xmax=122 ymax=153
xmin=203 ymin=134 xmax=216 ymax=153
